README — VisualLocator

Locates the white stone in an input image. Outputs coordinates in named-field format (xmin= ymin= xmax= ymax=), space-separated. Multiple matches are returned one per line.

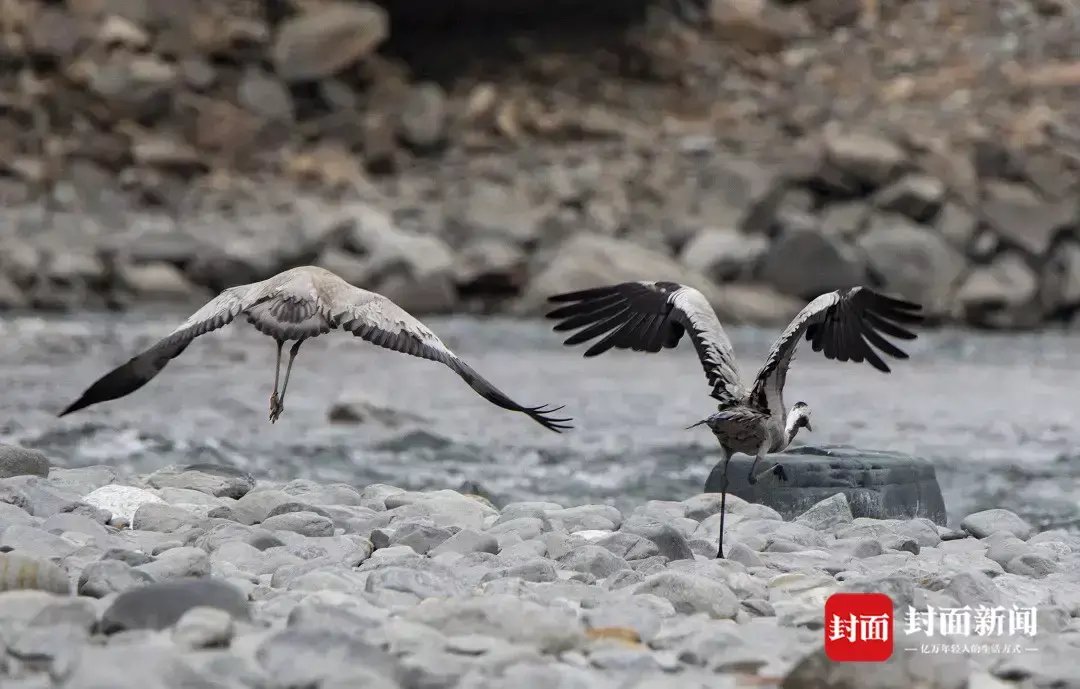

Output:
xmin=82 ymin=485 xmax=164 ymax=524
xmin=574 ymin=530 xmax=615 ymax=542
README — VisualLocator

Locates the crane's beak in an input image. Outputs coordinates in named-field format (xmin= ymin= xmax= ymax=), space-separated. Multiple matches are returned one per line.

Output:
xmin=805 ymin=421 xmax=813 ymax=432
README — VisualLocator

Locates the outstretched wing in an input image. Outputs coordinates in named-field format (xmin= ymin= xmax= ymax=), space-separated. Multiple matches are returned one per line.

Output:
xmin=330 ymin=284 xmax=572 ymax=433
xmin=545 ymin=281 xmax=745 ymax=404
xmin=59 ymin=281 xmax=273 ymax=417
xmin=749 ymin=286 xmax=923 ymax=415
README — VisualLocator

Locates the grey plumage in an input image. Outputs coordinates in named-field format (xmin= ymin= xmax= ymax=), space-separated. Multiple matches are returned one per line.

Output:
xmin=547 ymin=281 xmax=923 ymax=557
xmin=60 ymin=266 xmax=572 ymax=432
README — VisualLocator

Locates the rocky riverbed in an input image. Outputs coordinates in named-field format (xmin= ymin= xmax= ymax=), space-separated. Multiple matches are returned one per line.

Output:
xmin=3 ymin=1 xmax=1080 ymax=328
xmin=1 ymin=452 xmax=1078 ymax=689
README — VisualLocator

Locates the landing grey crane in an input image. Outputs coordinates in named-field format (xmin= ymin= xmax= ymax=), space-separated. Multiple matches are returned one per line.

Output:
xmin=59 ymin=266 xmax=572 ymax=432
xmin=546 ymin=282 xmax=922 ymax=558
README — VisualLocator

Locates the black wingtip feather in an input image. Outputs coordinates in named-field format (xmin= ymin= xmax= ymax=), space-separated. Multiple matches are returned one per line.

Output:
xmin=874 ymin=292 xmax=924 ymax=312
xmin=545 ymin=295 xmax=623 ymax=321
xmin=547 ymin=286 xmax=623 ymax=304
xmin=447 ymin=359 xmax=574 ymax=433
xmin=56 ymin=351 xmax=168 ymax=418
xmin=58 ymin=397 xmax=90 ymax=417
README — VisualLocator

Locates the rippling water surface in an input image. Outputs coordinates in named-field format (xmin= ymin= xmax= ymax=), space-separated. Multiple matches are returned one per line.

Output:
xmin=1 ymin=313 xmax=1077 ymax=529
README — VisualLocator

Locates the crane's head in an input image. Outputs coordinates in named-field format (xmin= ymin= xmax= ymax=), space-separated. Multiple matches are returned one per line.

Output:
xmin=785 ymin=401 xmax=812 ymax=438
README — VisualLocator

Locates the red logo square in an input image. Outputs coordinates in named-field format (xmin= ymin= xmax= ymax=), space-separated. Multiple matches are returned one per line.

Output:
xmin=824 ymin=593 xmax=894 ymax=662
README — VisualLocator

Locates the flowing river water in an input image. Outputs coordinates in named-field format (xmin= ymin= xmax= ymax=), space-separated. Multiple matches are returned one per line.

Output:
xmin=1 ymin=312 xmax=1077 ymax=529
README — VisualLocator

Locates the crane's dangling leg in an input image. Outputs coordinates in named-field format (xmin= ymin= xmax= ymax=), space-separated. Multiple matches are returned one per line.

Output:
xmin=746 ymin=438 xmax=771 ymax=485
xmin=269 ymin=340 xmax=284 ymax=421
xmin=717 ymin=446 xmax=731 ymax=560
xmin=270 ymin=339 xmax=304 ymax=423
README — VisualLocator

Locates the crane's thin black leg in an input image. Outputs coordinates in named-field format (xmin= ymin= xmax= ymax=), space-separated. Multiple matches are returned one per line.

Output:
xmin=271 ymin=339 xmax=304 ymax=423
xmin=717 ymin=446 xmax=731 ymax=560
xmin=269 ymin=339 xmax=284 ymax=421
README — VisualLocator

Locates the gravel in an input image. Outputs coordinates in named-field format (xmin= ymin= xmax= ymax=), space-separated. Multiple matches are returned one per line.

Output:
xmin=1 ymin=465 xmax=1077 ymax=687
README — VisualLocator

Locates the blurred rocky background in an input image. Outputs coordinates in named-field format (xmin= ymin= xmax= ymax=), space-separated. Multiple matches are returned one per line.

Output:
xmin=1 ymin=0 xmax=1079 ymax=329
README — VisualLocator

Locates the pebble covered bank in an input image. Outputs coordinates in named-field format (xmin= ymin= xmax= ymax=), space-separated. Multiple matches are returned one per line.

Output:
xmin=0 ymin=447 xmax=1077 ymax=688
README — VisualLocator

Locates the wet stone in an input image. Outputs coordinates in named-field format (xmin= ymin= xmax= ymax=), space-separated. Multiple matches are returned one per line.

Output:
xmin=388 ymin=496 xmax=493 ymax=531
xmin=78 ymin=559 xmax=155 ymax=598
xmin=619 ymin=517 xmax=694 ymax=562
xmin=365 ymin=565 xmax=466 ymax=601
xmin=794 ymin=493 xmax=853 ymax=530
xmin=172 ymin=605 xmax=235 ymax=649
xmin=546 ymin=505 xmax=623 ymax=532
xmin=1005 ymin=553 xmax=1059 ymax=578
xmin=945 ymin=569 xmax=1002 ymax=607
xmin=391 ymin=522 xmax=454 ymax=554
xmin=558 ymin=545 xmax=630 ymax=579
xmin=0 ymin=444 xmax=50 ymax=479
xmin=429 ymin=528 xmax=498 ymax=556
xmin=595 ymin=532 xmax=660 ymax=561
xmin=265 ymin=501 xmax=335 ymax=520
xmin=131 ymin=503 xmax=206 ymax=533
xmin=961 ymin=509 xmax=1035 ymax=540
xmin=229 ymin=489 xmax=293 ymax=525
xmin=487 ymin=517 xmax=546 ymax=541
xmin=134 ymin=546 xmax=211 ymax=581
xmin=0 ymin=525 xmax=81 ymax=559
xmin=632 ymin=572 xmax=739 ymax=619
xmin=480 ymin=558 xmax=558 ymax=584
xmin=146 ymin=464 xmax=255 ymax=499
xmin=0 ymin=552 xmax=71 ymax=594
xmin=985 ymin=533 xmax=1033 ymax=566
xmin=403 ymin=594 xmax=586 ymax=653
xmin=260 ymin=511 xmax=335 ymax=537
xmin=101 ymin=577 xmax=250 ymax=632
xmin=256 ymin=628 xmax=397 ymax=688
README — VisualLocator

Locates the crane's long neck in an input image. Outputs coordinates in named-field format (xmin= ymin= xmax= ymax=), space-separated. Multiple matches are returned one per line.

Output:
xmin=784 ymin=408 xmax=802 ymax=446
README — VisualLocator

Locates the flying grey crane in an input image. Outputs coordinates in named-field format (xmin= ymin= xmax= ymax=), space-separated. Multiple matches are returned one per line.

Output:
xmin=59 ymin=266 xmax=572 ymax=432
xmin=546 ymin=281 xmax=922 ymax=558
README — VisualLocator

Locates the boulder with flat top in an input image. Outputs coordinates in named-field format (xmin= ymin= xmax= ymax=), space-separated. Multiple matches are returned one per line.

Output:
xmin=704 ymin=445 xmax=947 ymax=525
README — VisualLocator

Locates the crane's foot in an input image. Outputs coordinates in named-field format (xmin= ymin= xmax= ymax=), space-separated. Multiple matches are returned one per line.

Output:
xmin=269 ymin=392 xmax=283 ymax=424
xmin=749 ymin=463 xmax=789 ymax=485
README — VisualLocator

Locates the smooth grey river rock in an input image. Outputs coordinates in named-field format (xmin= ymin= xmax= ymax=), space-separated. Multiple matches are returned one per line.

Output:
xmin=134 ymin=546 xmax=211 ymax=580
xmin=0 ymin=444 xmax=50 ymax=479
xmin=557 ymin=545 xmax=629 ymax=578
xmin=78 ymin=559 xmax=154 ymax=597
xmin=632 ymin=572 xmax=739 ymax=619
xmin=429 ymin=528 xmax=498 ymax=556
xmin=256 ymin=628 xmax=399 ymax=688
xmin=403 ymin=594 xmax=585 ymax=653
xmin=781 ymin=628 xmax=969 ymax=689
xmin=260 ymin=510 xmax=335 ymax=537
xmin=960 ymin=508 xmax=1034 ymax=540
xmin=706 ymin=445 xmax=947 ymax=524
xmin=0 ymin=552 xmax=70 ymax=594
xmin=795 ymin=493 xmax=854 ymax=530
xmin=101 ymin=577 xmax=250 ymax=632
xmin=146 ymin=464 xmax=255 ymax=499
xmin=172 ymin=606 xmax=236 ymax=649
